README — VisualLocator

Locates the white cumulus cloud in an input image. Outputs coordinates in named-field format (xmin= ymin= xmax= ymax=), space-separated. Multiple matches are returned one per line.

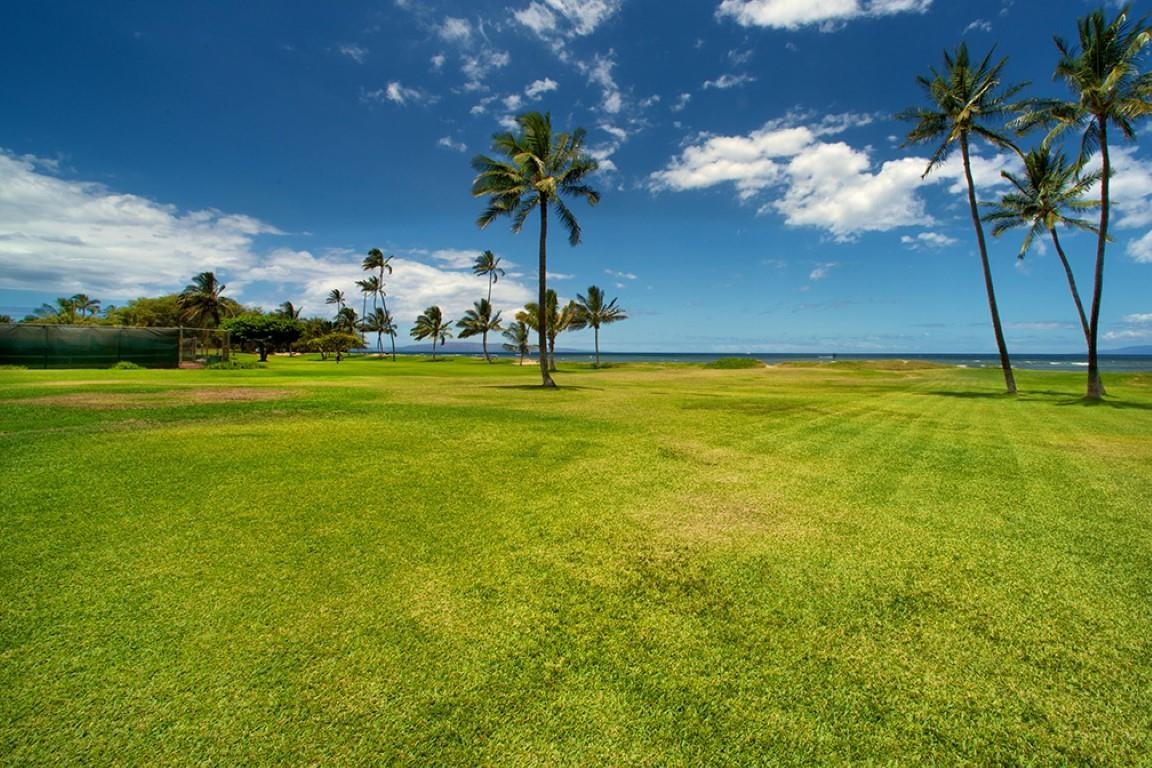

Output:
xmin=716 ymin=0 xmax=933 ymax=31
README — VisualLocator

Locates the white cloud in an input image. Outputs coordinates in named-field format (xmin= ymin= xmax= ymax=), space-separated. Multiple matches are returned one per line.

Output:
xmin=437 ymin=136 xmax=468 ymax=152
xmin=514 ymin=0 xmax=622 ymax=39
xmin=503 ymin=94 xmax=524 ymax=111
xmin=362 ymin=82 xmax=426 ymax=106
xmin=651 ymin=113 xmax=932 ymax=240
xmin=901 ymin=231 xmax=958 ymax=249
xmin=338 ymin=44 xmax=368 ymax=64
xmin=964 ymin=18 xmax=992 ymax=34
xmin=809 ymin=262 xmax=838 ymax=280
xmin=525 ymin=77 xmax=559 ymax=99
xmin=703 ymin=73 xmax=757 ymax=90
xmin=431 ymin=53 xmax=446 ymax=70
xmin=717 ymin=0 xmax=933 ymax=30
xmin=462 ymin=50 xmax=511 ymax=91
xmin=0 ymin=151 xmax=279 ymax=299
xmin=671 ymin=93 xmax=692 ymax=112
xmin=1126 ymin=230 xmax=1152 ymax=263
xmin=605 ymin=269 xmax=637 ymax=280
xmin=438 ymin=17 xmax=472 ymax=43
xmin=1123 ymin=313 xmax=1152 ymax=323
xmin=578 ymin=52 xmax=622 ymax=114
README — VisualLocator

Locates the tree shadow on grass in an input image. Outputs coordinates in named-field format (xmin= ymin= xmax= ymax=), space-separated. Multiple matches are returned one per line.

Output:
xmin=491 ymin=384 xmax=603 ymax=392
xmin=926 ymin=390 xmax=1152 ymax=410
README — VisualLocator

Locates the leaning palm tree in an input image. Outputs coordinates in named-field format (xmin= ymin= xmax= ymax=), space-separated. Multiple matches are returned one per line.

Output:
xmin=502 ymin=320 xmax=534 ymax=365
xmin=364 ymin=248 xmax=396 ymax=357
xmin=519 ymin=289 xmax=578 ymax=372
xmin=569 ymin=285 xmax=628 ymax=368
xmin=983 ymin=147 xmax=1100 ymax=343
xmin=900 ymin=43 xmax=1025 ymax=395
xmin=472 ymin=111 xmax=600 ymax=387
xmin=1024 ymin=6 xmax=1152 ymax=399
xmin=361 ymin=307 xmax=397 ymax=356
xmin=455 ymin=298 xmax=503 ymax=362
xmin=356 ymin=275 xmax=381 ymax=318
xmin=410 ymin=305 xmax=453 ymax=360
xmin=325 ymin=288 xmax=346 ymax=319
xmin=472 ymin=250 xmax=505 ymax=305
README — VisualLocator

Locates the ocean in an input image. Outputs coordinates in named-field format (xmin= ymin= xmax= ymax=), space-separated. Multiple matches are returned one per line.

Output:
xmin=541 ymin=352 xmax=1152 ymax=373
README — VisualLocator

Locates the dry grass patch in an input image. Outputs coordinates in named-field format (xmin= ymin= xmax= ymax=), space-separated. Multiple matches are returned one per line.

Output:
xmin=10 ymin=387 xmax=293 ymax=410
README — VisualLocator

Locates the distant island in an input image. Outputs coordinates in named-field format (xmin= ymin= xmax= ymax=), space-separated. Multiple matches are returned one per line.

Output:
xmin=1106 ymin=345 xmax=1152 ymax=355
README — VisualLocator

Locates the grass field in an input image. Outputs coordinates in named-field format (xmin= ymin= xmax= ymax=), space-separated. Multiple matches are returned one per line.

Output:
xmin=1 ymin=356 xmax=1150 ymax=766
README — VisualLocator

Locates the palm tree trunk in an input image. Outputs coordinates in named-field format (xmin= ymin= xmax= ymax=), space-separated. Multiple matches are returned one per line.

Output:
xmin=537 ymin=203 xmax=556 ymax=387
xmin=1048 ymin=227 xmax=1091 ymax=343
xmin=594 ymin=326 xmax=601 ymax=368
xmin=482 ymin=330 xmax=491 ymax=362
xmin=961 ymin=134 xmax=1017 ymax=394
xmin=1086 ymin=118 xmax=1109 ymax=400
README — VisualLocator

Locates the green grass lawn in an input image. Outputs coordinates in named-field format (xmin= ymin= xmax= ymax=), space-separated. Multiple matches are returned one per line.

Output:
xmin=1 ymin=355 xmax=1150 ymax=766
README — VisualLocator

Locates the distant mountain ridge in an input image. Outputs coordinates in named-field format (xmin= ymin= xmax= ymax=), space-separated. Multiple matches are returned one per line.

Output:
xmin=1104 ymin=345 xmax=1152 ymax=355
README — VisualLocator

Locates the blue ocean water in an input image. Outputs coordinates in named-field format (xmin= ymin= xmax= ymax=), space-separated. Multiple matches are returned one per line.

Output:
xmin=544 ymin=352 xmax=1152 ymax=373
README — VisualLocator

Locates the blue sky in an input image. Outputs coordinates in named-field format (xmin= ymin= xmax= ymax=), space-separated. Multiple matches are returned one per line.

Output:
xmin=2 ymin=0 xmax=1151 ymax=352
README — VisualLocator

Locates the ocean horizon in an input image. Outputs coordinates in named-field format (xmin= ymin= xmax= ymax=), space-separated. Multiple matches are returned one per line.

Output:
xmin=376 ymin=348 xmax=1152 ymax=373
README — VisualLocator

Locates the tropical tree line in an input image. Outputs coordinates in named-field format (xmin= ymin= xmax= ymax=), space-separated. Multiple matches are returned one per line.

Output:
xmin=902 ymin=3 xmax=1150 ymax=400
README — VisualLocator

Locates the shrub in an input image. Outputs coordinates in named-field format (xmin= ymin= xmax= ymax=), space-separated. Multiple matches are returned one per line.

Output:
xmin=704 ymin=357 xmax=764 ymax=369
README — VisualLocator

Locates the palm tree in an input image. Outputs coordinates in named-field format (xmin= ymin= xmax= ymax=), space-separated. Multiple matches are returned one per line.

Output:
xmin=1032 ymin=6 xmax=1151 ymax=399
xmin=70 ymin=294 xmax=100 ymax=319
xmin=900 ymin=43 xmax=1024 ymax=395
xmin=472 ymin=111 xmax=600 ymax=387
xmin=364 ymin=248 xmax=396 ymax=358
xmin=502 ymin=320 xmax=534 ymax=365
xmin=570 ymin=285 xmax=628 ymax=368
xmin=361 ymin=307 xmax=397 ymax=356
xmin=456 ymin=298 xmax=503 ymax=362
xmin=410 ymin=305 xmax=453 ymax=360
xmin=519 ymin=289 xmax=578 ymax=372
xmin=336 ymin=305 xmax=359 ymax=334
xmin=325 ymin=288 xmax=346 ymax=320
xmin=179 ymin=271 xmax=229 ymax=329
xmin=276 ymin=301 xmax=303 ymax=319
xmin=356 ymin=275 xmax=381 ymax=319
xmin=983 ymin=147 xmax=1100 ymax=343
xmin=472 ymin=250 xmax=505 ymax=305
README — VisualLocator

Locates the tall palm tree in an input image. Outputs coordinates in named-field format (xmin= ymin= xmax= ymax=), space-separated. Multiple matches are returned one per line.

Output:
xmin=410 ymin=305 xmax=453 ymax=360
xmin=472 ymin=111 xmax=600 ymax=388
xmin=983 ymin=147 xmax=1100 ymax=343
xmin=361 ymin=307 xmax=397 ymax=356
xmin=325 ymin=288 xmax=346 ymax=322
xmin=900 ymin=43 xmax=1025 ymax=395
xmin=569 ymin=285 xmax=628 ymax=368
xmin=472 ymin=250 xmax=505 ymax=305
xmin=455 ymin=298 xmax=503 ymax=362
xmin=1032 ymin=6 xmax=1151 ymax=399
xmin=364 ymin=248 xmax=396 ymax=358
xmin=502 ymin=320 xmax=534 ymax=365
xmin=519 ymin=289 xmax=578 ymax=372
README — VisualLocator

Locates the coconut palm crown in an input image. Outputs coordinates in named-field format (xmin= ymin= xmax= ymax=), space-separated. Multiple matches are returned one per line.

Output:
xmin=570 ymin=285 xmax=628 ymax=368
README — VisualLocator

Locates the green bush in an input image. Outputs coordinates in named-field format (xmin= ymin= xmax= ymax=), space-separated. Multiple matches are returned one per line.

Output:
xmin=206 ymin=359 xmax=265 ymax=370
xmin=703 ymin=356 xmax=763 ymax=369
xmin=109 ymin=361 xmax=145 ymax=370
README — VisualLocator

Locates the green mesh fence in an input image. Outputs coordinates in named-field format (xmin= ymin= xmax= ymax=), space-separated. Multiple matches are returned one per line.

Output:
xmin=0 ymin=325 xmax=186 ymax=369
